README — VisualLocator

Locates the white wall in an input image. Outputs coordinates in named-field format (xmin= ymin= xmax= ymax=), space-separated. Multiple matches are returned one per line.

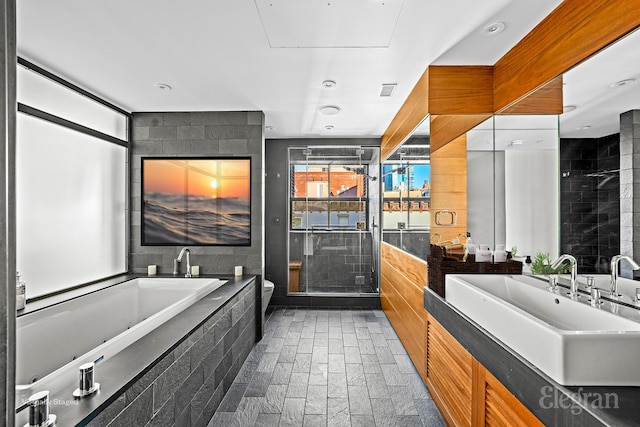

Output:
xmin=504 ymin=150 xmax=559 ymax=259
xmin=467 ymin=151 xmax=505 ymax=249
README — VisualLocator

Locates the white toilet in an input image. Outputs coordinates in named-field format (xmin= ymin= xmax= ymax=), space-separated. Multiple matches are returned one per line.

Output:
xmin=263 ymin=280 xmax=275 ymax=315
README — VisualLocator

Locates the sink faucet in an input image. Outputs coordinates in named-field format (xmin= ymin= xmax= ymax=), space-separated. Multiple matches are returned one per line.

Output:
xmin=551 ymin=254 xmax=578 ymax=298
xmin=610 ymin=255 xmax=640 ymax=298
xmin=174 ymin=247 xmax=192 ymax=278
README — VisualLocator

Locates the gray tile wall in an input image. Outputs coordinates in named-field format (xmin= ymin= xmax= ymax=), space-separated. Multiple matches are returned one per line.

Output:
xmin=87 ymin=282 xmax=256 ymax=427
xmin=289 ymin=232 xmax=375 ymax=293
xmin=130 ymin=111 xmax=265 ymax=277
xmin=1 ymin=2 xmax=16 ymax=426
xmin=620 ymin=110 xmax=640 ymax=278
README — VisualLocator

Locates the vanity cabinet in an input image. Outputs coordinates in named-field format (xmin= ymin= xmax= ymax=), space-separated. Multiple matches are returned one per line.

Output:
xmin=426 ymin=315 xmax=543 ymax=427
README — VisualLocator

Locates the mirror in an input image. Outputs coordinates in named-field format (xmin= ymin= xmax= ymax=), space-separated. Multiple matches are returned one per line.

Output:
xmin=467 ymin=115 xmax=560 ymax=262
xmin=558 ymin=28 xmax=640 ymax=274
xmin=381 ymin=118 xmax=431 ymax=259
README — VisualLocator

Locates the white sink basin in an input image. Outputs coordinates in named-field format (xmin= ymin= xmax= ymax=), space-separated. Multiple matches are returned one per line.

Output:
xmin=445 ymin=274 xmax=640 ymax=386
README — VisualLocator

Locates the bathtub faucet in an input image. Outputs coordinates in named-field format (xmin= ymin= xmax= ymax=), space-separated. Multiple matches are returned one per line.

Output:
xmin=174 ymin=247 xmax=192 ymax=278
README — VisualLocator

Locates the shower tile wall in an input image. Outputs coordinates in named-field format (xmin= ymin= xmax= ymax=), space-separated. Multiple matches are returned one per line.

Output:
xmin=289 ymin=232 xmax=375 ymax=293
xmin=560 ymin=134 xmax=620 ymax=273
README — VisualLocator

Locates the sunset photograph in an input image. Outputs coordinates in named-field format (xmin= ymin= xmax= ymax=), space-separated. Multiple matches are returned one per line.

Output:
xmin=142 ymin=158 xmax=251 ymax=245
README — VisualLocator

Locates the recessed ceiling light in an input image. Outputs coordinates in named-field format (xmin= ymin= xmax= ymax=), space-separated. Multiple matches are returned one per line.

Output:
xmin=511 ymin=139 xmax=524 ymax=145
xmin=563 ymin=105 xmax=578 ymax=113
xmin=154 ymin=83 xmax=172 ymax=91
xmin=611 ymin=78 xmax=636 ymax=87
xmin=577 ymin=125 xmax=591 ymax=130
xmin=318 ymin=105 xmax=341 ymax=115
xmin=325 ymin=125 xmax=334 ymax=130
xmin=482 ymin=22 xmax=506 ymax=36
xmin=380 ymin=84 xmax=397 ymax=97
xmin=321 ymin=80 xmax=337 ymax=89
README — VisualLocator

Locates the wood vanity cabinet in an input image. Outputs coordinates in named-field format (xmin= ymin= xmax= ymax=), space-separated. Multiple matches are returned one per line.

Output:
xmin=426 ymin=315 xmax=543 ymax=427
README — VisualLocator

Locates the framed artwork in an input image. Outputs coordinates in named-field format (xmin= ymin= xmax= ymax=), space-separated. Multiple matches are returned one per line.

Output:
xmin=141 ymin=157 xmax=251 ymax=246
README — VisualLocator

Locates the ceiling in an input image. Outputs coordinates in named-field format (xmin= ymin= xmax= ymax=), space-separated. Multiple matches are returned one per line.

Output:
xmin=17 ymin=0 xmax=564 ymax=139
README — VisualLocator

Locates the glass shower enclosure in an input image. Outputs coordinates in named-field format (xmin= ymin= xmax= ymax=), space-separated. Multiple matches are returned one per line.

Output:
xmin=288 ymin=146 xmax=380 ymax=295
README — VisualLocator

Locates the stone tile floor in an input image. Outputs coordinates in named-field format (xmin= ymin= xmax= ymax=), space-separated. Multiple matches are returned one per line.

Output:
xmin=208 ymin=307 xmax=445 ymax=426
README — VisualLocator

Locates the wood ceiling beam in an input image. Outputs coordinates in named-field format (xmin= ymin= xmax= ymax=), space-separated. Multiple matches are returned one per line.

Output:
xmin=381 ymin=0 xmax=640 ymax=158
xmin=494 ymin=0 xmax=640 ymax=112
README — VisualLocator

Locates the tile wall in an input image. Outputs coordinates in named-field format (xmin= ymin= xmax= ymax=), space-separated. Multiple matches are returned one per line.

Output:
xmin=87 ymin=282 xmax=256 ymax=427
xmin=130 ymin=111 xmax=264 ymax=277
xmin=560 ymin=134 xmax=620 ymax=273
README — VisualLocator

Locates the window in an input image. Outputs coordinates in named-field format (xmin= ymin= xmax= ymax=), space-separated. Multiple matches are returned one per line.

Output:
xmin=382 ymin=147 xmax=430 ymax=230
xmin=16 ymin=60 xmax=129 ymax=299
xmin=290 ymin=164 xmax=368 ymax=230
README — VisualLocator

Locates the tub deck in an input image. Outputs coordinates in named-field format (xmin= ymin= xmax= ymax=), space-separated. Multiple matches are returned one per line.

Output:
xmin=15 ymin=275 xmax=259 ymax=427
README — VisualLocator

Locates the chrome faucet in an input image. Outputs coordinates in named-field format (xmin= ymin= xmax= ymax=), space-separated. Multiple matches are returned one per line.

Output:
xmin=610 ymin=255 xmax=640 ymax=298
xmin=551 ymin=254 xmax=579 ymax=298
xmin=174 ymin=247 xmax=192 ymax=278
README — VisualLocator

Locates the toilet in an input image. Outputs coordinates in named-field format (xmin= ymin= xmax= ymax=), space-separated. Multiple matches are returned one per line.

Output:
xmin=263 ymin=280 xmax=275 ymax=315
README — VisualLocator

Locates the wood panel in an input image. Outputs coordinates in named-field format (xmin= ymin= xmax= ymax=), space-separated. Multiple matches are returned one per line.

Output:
xmin=430 ymin=134 xmax=467 ymax=242
xmin=380 ymin=242 xmax=429 ymax=382
xmin=426 ymin=315 xmax=473 ymax=427
xmin=430 ymin=114 xmax=491 ymax=153
xmin=498 ymin=76 xmax=563 ymax=115
xmin=381 ymin=66 xmax=493 ymax=160
xmin=494 ymin=0 xmax=640 ymax=112
xmin=428 ymin=66 xmax=494 ymax=115
xmin=477 ymin=365 xmax=544 ymax=427
xmin=425 ymin=313 xmax=545 ymax=427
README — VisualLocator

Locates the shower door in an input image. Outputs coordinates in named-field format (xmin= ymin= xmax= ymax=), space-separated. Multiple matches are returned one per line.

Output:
xmin=288 ymin=146 xmax=380 ymax=295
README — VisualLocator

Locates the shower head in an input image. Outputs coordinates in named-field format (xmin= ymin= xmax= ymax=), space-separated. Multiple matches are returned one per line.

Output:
xmin=344 ymin=166 xmax=377 ymax=181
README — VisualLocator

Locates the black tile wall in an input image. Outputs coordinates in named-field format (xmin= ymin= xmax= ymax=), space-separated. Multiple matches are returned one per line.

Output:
xmin=560 ymin=134 xmax=620 ymax=273
xmin=130 ymin=111 xmax=264 ymax=277
xmin=87 ymin=282 xmax=257 ymax=427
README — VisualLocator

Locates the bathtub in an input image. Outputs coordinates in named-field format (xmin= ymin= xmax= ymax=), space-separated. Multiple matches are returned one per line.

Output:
xmin=16 ymin=277 xmax=226 ymax=399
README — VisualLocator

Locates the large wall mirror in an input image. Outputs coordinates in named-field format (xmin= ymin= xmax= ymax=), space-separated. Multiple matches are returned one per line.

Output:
xmin=382 ymin=118 xmax=431 ymax=259
xmin=467 ymin=114 xmax=560 ymax=262
xmin=558 ymin=27 xmax=640 ymax=275
xmin=382 ymin=27 xmax=640 ymax=270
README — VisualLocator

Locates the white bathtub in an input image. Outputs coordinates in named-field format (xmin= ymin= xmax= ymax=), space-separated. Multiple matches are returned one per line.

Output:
xmin=16 ymin=277 xmax=227 ymax=397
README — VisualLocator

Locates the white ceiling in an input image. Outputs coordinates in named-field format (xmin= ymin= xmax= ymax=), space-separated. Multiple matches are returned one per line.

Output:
xmin=16 ymin=0 xmax=564 ymax=139
xmin=561 ymin=28 xmax=640 ymax=139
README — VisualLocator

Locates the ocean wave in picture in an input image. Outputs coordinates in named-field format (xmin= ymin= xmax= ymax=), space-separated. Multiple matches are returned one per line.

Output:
xmin=143 ymin=193 xmax=250 ymax=245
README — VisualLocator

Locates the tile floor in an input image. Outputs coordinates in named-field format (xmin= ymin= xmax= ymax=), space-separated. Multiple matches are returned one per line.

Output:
xmin=208 ymin=307 xmax=445 ymax=426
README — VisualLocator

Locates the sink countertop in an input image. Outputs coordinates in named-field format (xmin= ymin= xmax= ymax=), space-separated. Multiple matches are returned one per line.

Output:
xmin=424 ymin=285 xmax=640 ymax=427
